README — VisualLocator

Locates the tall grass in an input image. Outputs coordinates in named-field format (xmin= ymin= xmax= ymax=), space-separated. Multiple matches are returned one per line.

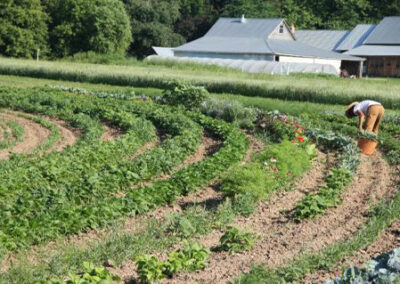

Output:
xmin=0 ymin=58 xmax=400 ymax=109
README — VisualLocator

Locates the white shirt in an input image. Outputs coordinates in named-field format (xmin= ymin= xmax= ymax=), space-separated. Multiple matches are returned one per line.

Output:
xmin=353 ymin=100 xmax=381 ymax=115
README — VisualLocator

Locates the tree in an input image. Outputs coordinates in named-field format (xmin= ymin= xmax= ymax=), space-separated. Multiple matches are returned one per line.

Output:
xmin=175 ymin=0 xmax=217 ymax=41
xmin=43 ymin=0 xmax=131 ymax=57
xmin=0 ymin=0 xmax=49 ymax=58
xmin=124 ymin=0 xmax=185 ymax=58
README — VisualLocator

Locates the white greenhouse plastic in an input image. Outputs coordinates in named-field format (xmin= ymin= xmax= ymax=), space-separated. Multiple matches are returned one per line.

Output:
xmin=146 ymin=55 xmax=339 ymax=76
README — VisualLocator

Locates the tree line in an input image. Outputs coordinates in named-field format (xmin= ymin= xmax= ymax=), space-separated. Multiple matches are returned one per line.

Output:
xmin=1 ymin=0 xmax=399 ymax=59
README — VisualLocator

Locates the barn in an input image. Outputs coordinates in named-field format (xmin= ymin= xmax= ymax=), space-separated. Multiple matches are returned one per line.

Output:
xmin=344 ymin=17 xmax=400 ymax=77
xmin=152 ymin=17 xmax=364 ymax=77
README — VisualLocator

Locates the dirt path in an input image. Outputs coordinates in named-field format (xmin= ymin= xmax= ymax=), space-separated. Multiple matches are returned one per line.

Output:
xmin=101 ymin=123 xmax=124 ymax=142
xmin=46 ymin=117 xmax=80 ymax=152
xmin=305 ymin=219 xmax=400 ymax=283
xmin=0 ymin=112 xmax=50 ymax=159
xmin=169 ymin=152 xmax=394 ymax=283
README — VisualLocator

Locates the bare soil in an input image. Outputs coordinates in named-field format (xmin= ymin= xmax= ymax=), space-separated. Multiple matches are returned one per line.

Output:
xmin=0 ymin=112 xmax=50 ymax=159
xmin=305 ymin=220 xmax=400 ymax=283
xmin=46 ymin=117 xmax=80 ymax=152
xmin=101 ymin=123 xmax=124 ymax=142
xmin=168 ymin=152 xmax=394 ymax=284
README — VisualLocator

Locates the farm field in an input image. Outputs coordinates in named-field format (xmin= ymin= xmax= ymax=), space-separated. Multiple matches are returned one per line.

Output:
xmin=1 ymin=57 xmax=400 ymax=109
xmin=0 ymin=66 xmax=399 ymax=284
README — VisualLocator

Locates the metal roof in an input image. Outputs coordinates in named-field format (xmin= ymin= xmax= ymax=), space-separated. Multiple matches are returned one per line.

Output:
xmin=204 ymin=18 xmax=286 ymax=38
xmin=175 ymin=37 xmax=273 ymax=54
xmin=345 ymin=45 xmax=400 ymax=56
xmin=364 ymin=17 xmax=400 ymax=45
xmin=336 ymin=24 xmax=376 ymax=51
xmin=152 ymin=47 xmax=174 ymax=57
xmin=268 ymin=40 xmax=363 ymax=61
xmin=174 ymin=17 xmax=364 ymax=61
xmin=295 ymin=30 xmax=349 ymax=51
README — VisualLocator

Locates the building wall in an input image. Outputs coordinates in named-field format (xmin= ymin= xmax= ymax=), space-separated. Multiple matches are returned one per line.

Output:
xmin=279 ymin=56 xmax=341 ymax=73
xmin=174 ymin=51 xmax=275 ymax=61
xmin=269 ymin=23 xmax=294 ymax=40
xmin=366 ymin=56 xmax=400 ymax=77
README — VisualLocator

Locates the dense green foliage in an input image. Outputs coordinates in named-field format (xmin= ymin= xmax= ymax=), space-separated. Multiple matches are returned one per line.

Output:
xmin=136 ymin=242 xmax=209 ymax=282
xmin=0 ymin=0 xmax=49 ymax=58
xmin=0 ymin=85 xmax=248 ymax=255
xmin=47 ymin=262 xmax=121 ymax=284
xmin=327 ymin=247 xmax=400 ymax=283
xmin=162 ymin=81 xmax=209 ymax=110
xmin=0 ymin=0 xmax=398 ymax=58
xmin=43 ymin=0 xmax=132 ymax=57
xmin=213 ymin=226 xmax=256 ymax=253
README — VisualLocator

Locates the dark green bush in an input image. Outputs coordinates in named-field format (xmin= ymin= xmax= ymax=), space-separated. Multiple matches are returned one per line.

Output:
xmin=162 ymin=81 xmax=209 ymax=110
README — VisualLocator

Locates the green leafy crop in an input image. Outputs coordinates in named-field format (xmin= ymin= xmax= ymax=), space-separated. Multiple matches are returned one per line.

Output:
xmin=214 ymin=226 xmax=256 ymax=254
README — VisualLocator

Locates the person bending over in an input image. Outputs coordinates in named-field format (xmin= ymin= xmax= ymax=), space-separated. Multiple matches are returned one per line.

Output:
xmin=345 ymin=100 xmax=385 ymax=134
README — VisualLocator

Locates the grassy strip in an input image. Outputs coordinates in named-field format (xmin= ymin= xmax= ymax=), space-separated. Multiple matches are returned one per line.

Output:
xmin=0 ymin=58 xmax=400 ymax=109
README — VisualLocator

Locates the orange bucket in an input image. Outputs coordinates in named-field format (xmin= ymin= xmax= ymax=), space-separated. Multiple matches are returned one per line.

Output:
xmin=358 ymin=137 xmax=378 ymax=155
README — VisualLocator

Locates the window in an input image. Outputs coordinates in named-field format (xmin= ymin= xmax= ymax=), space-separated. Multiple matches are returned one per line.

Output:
xmin=279 ymin=25 xmax=284 ymax=33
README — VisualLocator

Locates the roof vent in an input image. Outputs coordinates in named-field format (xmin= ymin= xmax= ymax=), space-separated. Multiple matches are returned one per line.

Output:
xmin=241 ymin=14 xmax=246 ymax=23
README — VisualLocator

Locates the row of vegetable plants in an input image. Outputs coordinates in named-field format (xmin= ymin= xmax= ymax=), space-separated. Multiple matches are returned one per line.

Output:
xmin=0 ymin=86 xmax=352 ymax=284
xmin=131 ymin=112 xmax=316 ymax=283
xmin=236 ymin=110 xmax=400 ymax=283
xmin=293 ymin=129 xmax=360 ymax=219
xmin=0 ymin=87 xmax=206 ymax=252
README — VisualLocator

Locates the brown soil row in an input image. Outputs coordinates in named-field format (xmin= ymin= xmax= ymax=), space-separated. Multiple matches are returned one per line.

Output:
xmin=101 ymin=123 xmax=124 ymax=142
xmin=0 ymin=132 xmax=225 ymax=273
xmin=0 ymin=112 xmax=81 ymax=159
xmin=46 ymin=116 xmax=80 ymax=152
xmin=0 ymin=112 xmax=50 ymax=159
xmin=108 ymin=134 xmax=265 ymax=281
xmin=305 ymin=219 xmax=400 ymax=283
xmin=167 ymin=152 xmax=395 ymax=284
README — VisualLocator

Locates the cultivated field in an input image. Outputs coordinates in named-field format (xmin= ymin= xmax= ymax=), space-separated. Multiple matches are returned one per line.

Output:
xmin=0 ymin=63 xmax=399 ymax=284
xmin=1 ymin=57 xmax=400 ymax=109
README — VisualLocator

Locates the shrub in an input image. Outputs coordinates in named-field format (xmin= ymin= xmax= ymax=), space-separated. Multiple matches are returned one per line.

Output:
xmin=162 ymin=81 xmax=209 ymax=110
xmin=200 ymin=98 xmax=257 ymax=128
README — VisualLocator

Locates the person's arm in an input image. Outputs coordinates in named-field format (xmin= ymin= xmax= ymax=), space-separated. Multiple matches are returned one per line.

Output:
xmin=357 ymin=110 xmax=365 ymax=131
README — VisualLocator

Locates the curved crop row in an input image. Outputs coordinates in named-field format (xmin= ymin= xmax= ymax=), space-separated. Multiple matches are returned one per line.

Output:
xmin=0 ymin=116 xmax=24 ymax=150
xmin=0 ymin=87 xmax=206 ymax=252
xmin=294 ymin=129 xmax=360 ymax=219
xmin=13 ymin=111 xmax=249 ymax=250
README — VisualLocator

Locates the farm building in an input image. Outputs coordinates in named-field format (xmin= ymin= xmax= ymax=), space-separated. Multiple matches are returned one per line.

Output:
xmin=152 ymin=17 xmax=364 ymax=77
xmin=296 ymin=17 xmax=400 ymax=77
xmin=344 ymin=17 xmax=400 ymax=77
